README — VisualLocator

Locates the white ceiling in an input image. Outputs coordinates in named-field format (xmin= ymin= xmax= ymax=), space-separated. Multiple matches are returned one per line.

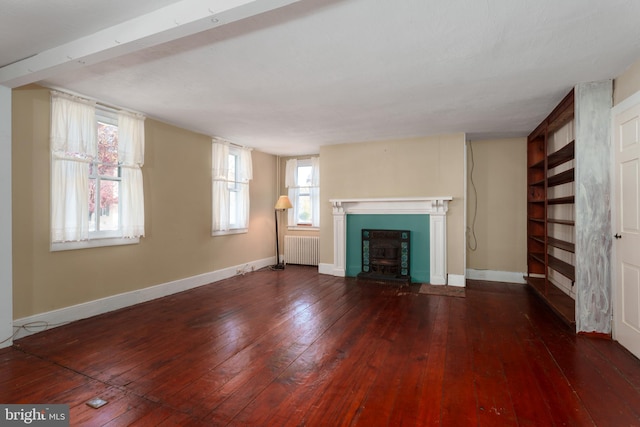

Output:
xmin=2 ymin=0 xmax=640 ymax=155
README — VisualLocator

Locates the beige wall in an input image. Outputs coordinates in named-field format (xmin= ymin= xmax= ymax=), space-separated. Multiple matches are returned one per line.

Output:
xmin=614 ymin=58 xmax=640 ymax=106
xmin=319 ymin=134 xmax=466 ymax=276
xmin=466 ymin=138 xmax=527 ymax=273
xmin=12 ymin=85 xmax=277 ymax=319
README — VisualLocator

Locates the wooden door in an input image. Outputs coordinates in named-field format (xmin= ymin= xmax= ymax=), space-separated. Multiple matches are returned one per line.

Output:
xmin=613 ymin=102 xmax=640 ymax=359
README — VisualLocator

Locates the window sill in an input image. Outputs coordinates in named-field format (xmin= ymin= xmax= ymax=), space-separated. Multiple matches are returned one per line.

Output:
xmin=212 ymin=228 xmax=248 ymax=236
xmin=51 ymin=236 xmax=140 ymax=252
xmin=287 ymin=226 xmax=319 ymax=231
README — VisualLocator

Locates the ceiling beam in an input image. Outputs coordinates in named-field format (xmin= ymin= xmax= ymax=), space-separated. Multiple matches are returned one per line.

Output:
xmin=0 ymin=0 xmax=302 ymax=88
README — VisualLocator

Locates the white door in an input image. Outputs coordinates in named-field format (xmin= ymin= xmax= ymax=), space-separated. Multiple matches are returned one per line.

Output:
xmin=613 ymin=102 xmax=640 ymax=360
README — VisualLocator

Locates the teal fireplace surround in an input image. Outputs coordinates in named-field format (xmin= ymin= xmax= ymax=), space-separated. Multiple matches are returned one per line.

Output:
xmin=346 ymin=214 xmax=430 ymax=283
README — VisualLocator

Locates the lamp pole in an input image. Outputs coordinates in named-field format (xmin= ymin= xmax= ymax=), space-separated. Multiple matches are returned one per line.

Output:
xmin=273 ymin=208 xmax=284 ymax=269
xmin=272 ymin=195 xmax=292 ymax=270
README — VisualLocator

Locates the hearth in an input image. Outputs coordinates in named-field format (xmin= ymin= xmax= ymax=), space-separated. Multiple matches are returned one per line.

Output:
xmin=358 ymin=229 xmax=410 ymax=283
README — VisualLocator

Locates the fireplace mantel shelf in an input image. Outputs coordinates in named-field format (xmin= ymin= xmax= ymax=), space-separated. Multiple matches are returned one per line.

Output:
xmin=326 ymin=197 xmax=454 ymax=286
xmin=330 ymin=197 xmax=452 ymax=215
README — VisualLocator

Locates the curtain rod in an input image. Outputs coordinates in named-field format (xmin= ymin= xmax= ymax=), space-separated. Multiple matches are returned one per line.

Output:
xmin=212 ymin=137 xmax=252 ymax=151
xmin=49 ymin=87 xmax=145 ymax=117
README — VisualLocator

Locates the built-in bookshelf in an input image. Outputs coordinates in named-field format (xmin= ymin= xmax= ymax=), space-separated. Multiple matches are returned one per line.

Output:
xmin=526 ymin=90 xmax=576 ymax=326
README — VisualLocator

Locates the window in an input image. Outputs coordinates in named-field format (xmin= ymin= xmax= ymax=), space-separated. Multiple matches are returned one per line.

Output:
xmin=89 ymin=109 xmax=121 ymax=237
xmin=285 ymin=157 xmax=320 ymax=228
xmin=212 ymin=140 xmax=253 ymax=235
xmin=50 ymin=91 xmax=145 ymax=250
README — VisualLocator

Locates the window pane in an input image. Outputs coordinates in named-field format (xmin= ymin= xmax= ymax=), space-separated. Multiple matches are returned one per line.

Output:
xmin=97 ymin=121 xmax=118 ymax=166
xmin=99 ymin=163 xmax=119 ymax=178
xmin=229 ymin=190 xmax=237 ymax=227
xmin=98 ymin=180 xmax=120 ymax=231
xmin=298 ymin=194 xmax=311 ymax=223
xmin=96 ymin=122 xmax=119 ymax=177
xmin=228 ymin=154 xmax=237 ymax=182
xmin=89 ymin=178 xmax=97 ymax=232
xmin=298 ymin=165 xmax=312 ymax=186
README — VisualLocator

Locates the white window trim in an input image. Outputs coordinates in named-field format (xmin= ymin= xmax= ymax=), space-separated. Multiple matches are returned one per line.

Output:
xmin=211 ymin=141 xmax=252 ymax=236
xmin=286 ymin=157 xmax=320 ymax=229
xmin=212 ymin=228 xmax=248 ymax=236
xmin=49 ymin=94 xmax=144 ymax=251
xmin=51 ymin=237 xmax=139 ymax=252
xmin=287 ymin=225 xmax=319 ymax=231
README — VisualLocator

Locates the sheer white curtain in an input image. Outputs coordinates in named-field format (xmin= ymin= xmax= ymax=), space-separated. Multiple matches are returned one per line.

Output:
xmin=212 ymin=141 xmax=230 ymax=232
xmin=50 ymin=92 xmax=97 ymax=242
xmin=212 ymin=140 xmax=252 ymax=232
xmin=285 ymin=158 xmax=299 ymax=226
xmin=285 ymin=157 xmax=320 ymax=227
xmin=118 ymin=111 xmax=145 ymax=238
xmin=236 ymin=147 xmax=253 ymax=230
xmin=309 ymin=156 xmax=320 ymax=228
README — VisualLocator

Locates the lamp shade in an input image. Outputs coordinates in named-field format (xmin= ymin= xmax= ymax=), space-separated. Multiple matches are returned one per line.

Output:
xmin=275 ymin=195 xmax=293 ymax=210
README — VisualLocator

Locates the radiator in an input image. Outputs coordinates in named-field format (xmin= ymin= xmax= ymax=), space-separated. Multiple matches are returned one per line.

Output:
xmin=284 ymin=236 xmax=319 ymax=266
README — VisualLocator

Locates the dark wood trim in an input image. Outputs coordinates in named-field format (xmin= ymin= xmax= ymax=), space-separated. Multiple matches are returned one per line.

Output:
xmin=578 ymin=331 xmax=613 ymax=340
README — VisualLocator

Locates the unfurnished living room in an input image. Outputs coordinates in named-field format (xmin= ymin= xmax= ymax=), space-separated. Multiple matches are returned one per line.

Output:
xmin=1 ymin=0 xmax=640 ymax=426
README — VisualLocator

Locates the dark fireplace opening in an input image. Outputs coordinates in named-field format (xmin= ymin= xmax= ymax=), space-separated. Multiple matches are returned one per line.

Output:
xmin=357 ymin=229 xmax=410 ymax=284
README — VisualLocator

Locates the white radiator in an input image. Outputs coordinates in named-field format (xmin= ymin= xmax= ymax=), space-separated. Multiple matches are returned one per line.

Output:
xmin=284 ymin=236 xmax=319 ymax=266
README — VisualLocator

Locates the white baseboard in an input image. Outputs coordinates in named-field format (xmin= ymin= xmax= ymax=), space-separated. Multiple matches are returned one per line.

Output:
xmin=12 ymin=257 xmax=274 ymax=340
xmin=466 ymin=268 xmax=526 ymax=284
xmin=318 ymin=263 xmax=345 ymax=277
xmin=447 ymin=274 xmax=466 ymax=287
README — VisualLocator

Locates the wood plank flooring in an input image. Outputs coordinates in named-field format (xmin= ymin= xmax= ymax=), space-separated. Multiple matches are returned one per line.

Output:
xmin=2 ymin=266 xmax=640 ymax=426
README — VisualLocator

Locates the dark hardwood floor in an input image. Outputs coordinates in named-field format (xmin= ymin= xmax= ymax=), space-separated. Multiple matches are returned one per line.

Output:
xmin=2 ymin=265 xmax=640 ymax=426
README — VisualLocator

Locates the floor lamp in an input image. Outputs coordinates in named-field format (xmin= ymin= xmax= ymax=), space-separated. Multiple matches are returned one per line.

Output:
xmin=273 ymin=195 xmax=293 ymax=270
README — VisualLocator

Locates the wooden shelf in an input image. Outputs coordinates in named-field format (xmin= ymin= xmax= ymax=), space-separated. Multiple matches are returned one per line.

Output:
xmin=547 ymin=90 xmax=575 ymax=134
xmin=547 ymin=237 xmax=575 ymax=253
xmin=530 ymin=252 xmax=546 ymax=265
xmin=526 ymin=89 xmax=575 ymax=328
xmin=548 ymin=196 xmax=575 ymax=205
xmin=530 ymin=235 xmax=545 ymax=245
xmin=547 ymin=218 xmax=575 ymax=226
xmin=547 ymin=168 xmax=574 ymax=187
xmin=548 ymin=255 xmax=575 ymax=281
xmin=547 ymin=140 xmax=575 ymax=169
xmin=525 ymin=276 xmax=576 ymax=327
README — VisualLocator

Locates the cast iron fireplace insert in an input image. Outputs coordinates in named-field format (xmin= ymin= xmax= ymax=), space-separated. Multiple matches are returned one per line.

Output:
xmin=357 ymin=229 xmax=410 ymax=284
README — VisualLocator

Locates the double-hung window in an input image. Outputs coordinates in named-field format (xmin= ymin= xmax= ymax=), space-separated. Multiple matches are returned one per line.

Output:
xmin=50 ymin=91 xmax=145 ymax=250
xmin=90 ymin=108 xmax=121 ymax=237
xmin=285 ymin=157 xmax=320 ymax=228
xmin=212 ymin=140 xmax=253 ymax=235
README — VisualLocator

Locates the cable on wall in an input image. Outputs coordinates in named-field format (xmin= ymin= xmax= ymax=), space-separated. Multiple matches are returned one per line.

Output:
xmin=467 ymin=141 xmax=478 ymax=251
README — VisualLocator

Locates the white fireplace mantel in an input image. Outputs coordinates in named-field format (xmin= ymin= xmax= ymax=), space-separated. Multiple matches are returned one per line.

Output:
xmin=325 ymin=197 xmax=453 ymax=285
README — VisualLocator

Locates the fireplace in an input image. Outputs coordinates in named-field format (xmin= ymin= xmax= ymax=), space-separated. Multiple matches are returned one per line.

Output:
xmin=324 ymin=197 xmax=453 ymax=285
xmin=358 ymin=229 xmax=410 ymax=283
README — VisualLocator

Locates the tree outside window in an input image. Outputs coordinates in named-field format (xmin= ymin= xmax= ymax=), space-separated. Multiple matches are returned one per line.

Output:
xmin=89 ymin=119 xmax=120 ymax=234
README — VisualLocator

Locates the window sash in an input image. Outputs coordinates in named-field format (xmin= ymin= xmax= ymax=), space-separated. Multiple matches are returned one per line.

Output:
xmin=285 ymin=157 xmax=320 ymax=228
xmin=212 ymin=142 xmax=252 ymax=234
xmin=50 ymin=92 xmax=145 ymax=248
